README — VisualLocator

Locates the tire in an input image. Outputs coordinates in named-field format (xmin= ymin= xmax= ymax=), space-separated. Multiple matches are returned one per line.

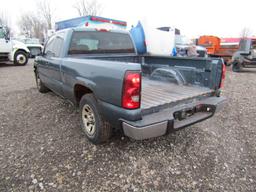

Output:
xmin=14 ymin=50 xmax=29 ymax=66
xmin=35 ymin=71 xmax=49 ymax=93
xmin=79 ymin=94 xmax=112 ymax=144
xmin=232 ymin=61 xmax=241 ymax=72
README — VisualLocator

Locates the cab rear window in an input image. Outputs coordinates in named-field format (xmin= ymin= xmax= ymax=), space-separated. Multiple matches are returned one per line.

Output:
xmin=68 ymin=31 xmax=135 ymax=54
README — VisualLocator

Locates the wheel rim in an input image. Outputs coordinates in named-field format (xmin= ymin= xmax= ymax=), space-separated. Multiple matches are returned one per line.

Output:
xmin=82 ymin=104 xmax=96 ymax=136
xmin=16 ymin=54 xmax=26 ymax=64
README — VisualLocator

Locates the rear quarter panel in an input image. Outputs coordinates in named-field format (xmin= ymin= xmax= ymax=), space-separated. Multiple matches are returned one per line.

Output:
xmin=61 ymin=57 xmax=141 ymax=106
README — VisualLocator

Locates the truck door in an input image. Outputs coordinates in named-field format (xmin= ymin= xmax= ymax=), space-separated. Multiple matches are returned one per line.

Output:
xmin=0 ymin=27 xmax=12 ymax=54
xmin=38 ymin=35 xmax=64 ymax=95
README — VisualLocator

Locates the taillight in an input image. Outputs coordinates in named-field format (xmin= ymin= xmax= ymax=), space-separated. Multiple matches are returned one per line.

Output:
xmin=220 ymin=63 xmax=226 ymax=88
xmin=122 ymin=71 xmax=141 ymax=109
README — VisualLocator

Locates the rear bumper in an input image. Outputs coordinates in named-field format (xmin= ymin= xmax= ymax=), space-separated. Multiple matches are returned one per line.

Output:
xmin=122 ymin=96 xmax=227 ymax=140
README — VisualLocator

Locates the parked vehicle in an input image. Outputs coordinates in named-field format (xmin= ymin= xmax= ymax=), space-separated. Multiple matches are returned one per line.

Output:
xmin=198 ymin=35 xmax=239 ymax=66
xmin=175 ymin=35 xmax=207 ymax=57
xmin=231 ymin=38 xmax=256 ymax=72
xmin=16 ymin=38 xmax=43 ymax=58
xmin=34 ymin=28 xmax=226 ymax=144
xmin=0 ymin=26 xmax=30 ymax=65
xmin=130 ymin=21 xmax=175 ymax=56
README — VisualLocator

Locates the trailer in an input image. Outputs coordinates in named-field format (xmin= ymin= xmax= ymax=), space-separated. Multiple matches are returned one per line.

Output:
xmin=198 ymin=36 xmax=239 ymax=66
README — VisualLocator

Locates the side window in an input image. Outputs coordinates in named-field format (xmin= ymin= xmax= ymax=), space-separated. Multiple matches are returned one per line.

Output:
xmin=52 ymin=37 xmax=64 ymax=57
xmin=0 ymin=28 xmax=5 ymax=38
xmin=44 ymin=36 xmax=64 ymax=58
xmin=44 ymin=37 xmax=55 ymax=57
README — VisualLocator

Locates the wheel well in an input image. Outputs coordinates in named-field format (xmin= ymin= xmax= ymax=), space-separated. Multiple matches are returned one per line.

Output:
xmin=15 ymin=49 xmax=29 ymax=55
xmin=74 ymin=84 xmax=93 ymax=104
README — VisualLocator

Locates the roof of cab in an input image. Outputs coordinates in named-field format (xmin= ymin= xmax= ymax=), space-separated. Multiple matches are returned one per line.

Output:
xmin=72 ymin=27 xmax=129 ymax=34
xmin=54 ymin=27 xmax=130 ymax=38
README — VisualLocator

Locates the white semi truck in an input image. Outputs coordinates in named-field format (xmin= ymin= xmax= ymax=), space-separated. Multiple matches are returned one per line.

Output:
xmin=0 ymin=26 xmax=30 ymax=65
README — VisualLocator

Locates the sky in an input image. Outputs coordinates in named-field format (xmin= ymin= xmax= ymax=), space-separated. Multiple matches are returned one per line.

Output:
xmin=1 ymin=0 xmax=255 ymax=38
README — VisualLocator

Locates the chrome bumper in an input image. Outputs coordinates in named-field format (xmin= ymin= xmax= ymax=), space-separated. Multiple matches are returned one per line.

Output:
xmin=122 ymin=96 xmax=227 ymax=140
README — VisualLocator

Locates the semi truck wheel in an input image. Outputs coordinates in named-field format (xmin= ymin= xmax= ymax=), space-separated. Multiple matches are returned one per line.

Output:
xmin=79 ymin=94 xmax=112 ymax=144
xmin=14 ymin=50 xmax=28 ymax=65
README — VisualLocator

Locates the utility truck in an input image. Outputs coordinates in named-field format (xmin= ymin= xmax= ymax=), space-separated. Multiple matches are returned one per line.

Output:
xmin=0 ymin=26 xmax=30 ymax=65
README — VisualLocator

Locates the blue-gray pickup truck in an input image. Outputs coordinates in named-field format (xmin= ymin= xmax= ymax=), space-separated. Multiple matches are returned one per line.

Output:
xmin=34 ymin=28 xmax=226 ymax=144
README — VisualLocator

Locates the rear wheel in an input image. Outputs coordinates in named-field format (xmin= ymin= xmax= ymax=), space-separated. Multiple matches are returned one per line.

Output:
xmin=14 ymin=50 xmax=28 ymax=66
xmin=79 ymin=94 xmax=112 ymax=144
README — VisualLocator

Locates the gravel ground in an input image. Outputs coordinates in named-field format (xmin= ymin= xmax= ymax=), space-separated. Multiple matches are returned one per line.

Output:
xmin=0 ymin=60 xmax=256 ymax=192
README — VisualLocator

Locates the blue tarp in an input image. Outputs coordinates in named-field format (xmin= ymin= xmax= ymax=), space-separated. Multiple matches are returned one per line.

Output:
xmin=129 ymin=22 xmax=147 ymax=54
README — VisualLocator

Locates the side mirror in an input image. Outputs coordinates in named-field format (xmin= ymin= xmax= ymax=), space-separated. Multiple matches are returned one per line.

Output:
xmin=45 ymin=51 xmax=55 ymax=58
xmin=5 ymin=36 xmax=10 ymax=42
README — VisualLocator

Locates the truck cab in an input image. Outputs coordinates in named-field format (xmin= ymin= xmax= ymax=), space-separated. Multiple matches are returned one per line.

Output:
xmin=0 ymin=25 xmax=30 ymax=65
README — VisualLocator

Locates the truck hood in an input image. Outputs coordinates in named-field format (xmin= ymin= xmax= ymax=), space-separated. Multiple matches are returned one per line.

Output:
xmin=25 ymin=43 xmax=44 ymax=49
xmin=12 ymin=40 xmax=30 ymax=53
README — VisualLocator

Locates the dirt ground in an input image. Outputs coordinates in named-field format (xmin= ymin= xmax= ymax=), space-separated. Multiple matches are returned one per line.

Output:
xmin=0 ymin=60 xmax=255 ymax=192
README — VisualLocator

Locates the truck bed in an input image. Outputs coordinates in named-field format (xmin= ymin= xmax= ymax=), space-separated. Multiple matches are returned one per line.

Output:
xmin=141 ymin=77 xmax=214 ymax=113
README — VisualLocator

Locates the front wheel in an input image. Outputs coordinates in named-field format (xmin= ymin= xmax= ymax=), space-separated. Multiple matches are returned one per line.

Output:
xmin=14 ymin=50 xmax=28 ymax=66
xmin=79 ymin=94 xmax=112 ymax=144
xmin=35 ymin=71 xmax=49 ymax=93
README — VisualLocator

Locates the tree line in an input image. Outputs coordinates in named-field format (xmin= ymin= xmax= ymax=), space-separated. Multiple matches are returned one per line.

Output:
xmin=1 ymin=1 xmax=254 ymax=42
xmin=0 ymin=0 xmax=102 ymax=42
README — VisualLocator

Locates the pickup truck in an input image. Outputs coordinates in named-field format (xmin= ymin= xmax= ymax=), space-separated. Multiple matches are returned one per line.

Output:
xmin=34 ymin=28 xmax=226 ymax=144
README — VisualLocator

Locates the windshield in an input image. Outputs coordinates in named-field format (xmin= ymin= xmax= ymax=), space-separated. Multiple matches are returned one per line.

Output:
xmin=68 ymin=31 xmax=135 ymax=55
xmin=24 ymin=38 xmax=40 ymax=44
